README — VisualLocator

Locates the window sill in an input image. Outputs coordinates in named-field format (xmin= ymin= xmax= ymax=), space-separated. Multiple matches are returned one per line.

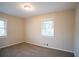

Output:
xmin=42 ymin=35 xmax=55 ymax=37
xmin=0 ymin=36 xmax=7 ymax=39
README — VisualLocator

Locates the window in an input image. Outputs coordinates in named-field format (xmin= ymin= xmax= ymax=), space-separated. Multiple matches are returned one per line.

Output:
xmin=41 ymin=20 xmax=54 ymax=36
xmin=0 ymin=18 xmax=7 ymax=37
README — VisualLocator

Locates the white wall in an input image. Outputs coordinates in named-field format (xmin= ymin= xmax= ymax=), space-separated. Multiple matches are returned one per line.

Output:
xmin=0 ymin=12 xmax=25 ymax=48
xmin=0 ymin=9 xmax=75 ymax=54
xmin=25 ymin=10 xmax=75 ymax=53
xmin=74 ymin=4 xmax=79 ymax=57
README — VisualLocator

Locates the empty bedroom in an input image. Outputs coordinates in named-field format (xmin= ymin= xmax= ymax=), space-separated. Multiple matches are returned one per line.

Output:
xmin=0 ymin=2 xmax=79 ymax=57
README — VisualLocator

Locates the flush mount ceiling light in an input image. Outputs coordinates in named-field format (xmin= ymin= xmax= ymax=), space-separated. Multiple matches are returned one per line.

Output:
xmin=20 ymin=4 xmax=34 ymax=11
xmin=23 ymin=4 xmax=34 ymax=11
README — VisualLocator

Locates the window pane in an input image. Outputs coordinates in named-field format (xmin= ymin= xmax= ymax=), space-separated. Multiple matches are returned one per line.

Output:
xmin=41 ymin=20 xmax=54 ymax=36
xmin=0 ymin=21 xmax=5 ymax=27
xmin=0 ymin=20 xmax=6 ymax=36
xmin=0 ymin=29 xmax=6 ymax=36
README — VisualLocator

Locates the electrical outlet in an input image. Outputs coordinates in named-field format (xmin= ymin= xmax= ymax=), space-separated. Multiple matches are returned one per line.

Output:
xmin=44 ymin=43 xmax=48 ymax=46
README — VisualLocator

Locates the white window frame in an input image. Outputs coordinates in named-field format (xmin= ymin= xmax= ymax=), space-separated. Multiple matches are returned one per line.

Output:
xmin=41 ymin=18 xmax=55 ymax=37
xmin=0 ymin=18 xmax=7 ymax=38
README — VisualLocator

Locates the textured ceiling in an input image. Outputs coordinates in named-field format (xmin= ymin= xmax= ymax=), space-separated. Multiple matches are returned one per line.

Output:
xmin=0 ymin=2 xmax=77 ymax=18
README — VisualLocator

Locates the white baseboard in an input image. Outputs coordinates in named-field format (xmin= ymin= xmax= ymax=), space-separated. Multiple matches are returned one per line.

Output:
xmin=0 ymin=41 xmax=24 ymax=49
xmin=49 ymin=47 xmax=74 ymax=53
xmin=25 ymin=41 xmax=74 ymax=53
xmin=74 ymin=52 xmax=79 ymax=57
xmin=0 ymin=41 xmax=74 ymax=53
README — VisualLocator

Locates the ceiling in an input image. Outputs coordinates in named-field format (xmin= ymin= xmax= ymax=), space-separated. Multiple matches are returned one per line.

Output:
xmin=0 ymin=2 xmax=77 ymax=18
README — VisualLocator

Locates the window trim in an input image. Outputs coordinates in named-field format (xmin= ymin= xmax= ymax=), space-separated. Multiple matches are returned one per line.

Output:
xmin=41 ymin=18 xmax=55 ymax=37
xmin=0 ymin=18 xmax=7 ymax=38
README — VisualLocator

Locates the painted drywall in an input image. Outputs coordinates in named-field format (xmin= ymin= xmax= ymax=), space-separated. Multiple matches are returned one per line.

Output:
xmin=0 ymin=12 xmax=25 ymax=48
xmin=25 ymin=10 xmax=75 ymax=52
xmin=74 ymin=4 xmax=79 ymax=57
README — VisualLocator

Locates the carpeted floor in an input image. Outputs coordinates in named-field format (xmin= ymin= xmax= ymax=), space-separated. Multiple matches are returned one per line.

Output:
xmin=0 ymin=42 xmax=74 ymax=57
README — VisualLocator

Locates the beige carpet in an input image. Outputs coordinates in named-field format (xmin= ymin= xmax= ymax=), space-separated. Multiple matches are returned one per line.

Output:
xmin=0 ymin=42 xmax=74 ymax=57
